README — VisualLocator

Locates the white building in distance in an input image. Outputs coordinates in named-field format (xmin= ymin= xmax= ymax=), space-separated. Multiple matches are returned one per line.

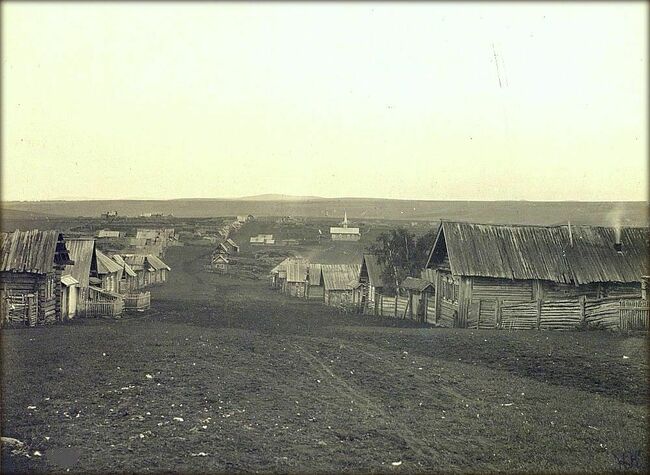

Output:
xmin=330 ymin=212 xmax=360 ymax=241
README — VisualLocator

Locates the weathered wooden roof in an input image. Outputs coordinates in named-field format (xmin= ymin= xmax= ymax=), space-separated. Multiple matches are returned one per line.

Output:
xmin=96 ymin=250 xmax=123 ymax=275
xmin=212 ymin=254 xmax=229 ymax=264
xmin=308 ymin=263 xmax=322 ymax=286
xmin=146 ymin=254 xmax=171 ymax=271
xmin=64 ymin=239 xmax=96 ymax=288
xmin=0 ymin=230 xmax=72 ymax=274
xmin=427 ymin=222 xmax=649 ymax=284
xmin=112 ymin=254 xmax=137 ymax=277
xmin=322 ymin=264 xmax=361 ymax=291
xmin=401 ymin=276 xmax=434 ymax=292
xmin=360 ymin=254 xmax=385 ymax=287
xmin=270 ymin=257 xmax=293 ymax=275
xmin=226 ymin=238 xmax=239 ymax=248
xmin=286 ymin=259 xmax=309 ymax=283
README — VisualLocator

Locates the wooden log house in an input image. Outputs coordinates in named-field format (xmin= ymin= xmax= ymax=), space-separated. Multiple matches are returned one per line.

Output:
xmin=1 ymin=230 xmax=73 ymax=325
xmin=424 ymin=221 xmax=649 ymax=329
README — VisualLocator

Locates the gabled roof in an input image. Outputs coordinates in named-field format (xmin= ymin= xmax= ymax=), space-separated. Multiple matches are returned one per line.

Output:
xmin=121 ymin=254 xmax=147 ymax=271
xmin=212 ymin=254 xmax=229 ymax=264
xmin=0 ymin=230 xmax=72 ymax=274
xmin=360 ymin=254 xmax=385 ymax=287
xmin=96 ymin=250 xmax=123 ymax=275
xmin=226 ymin=238 xmax=239 ymax=248
xmin=112 ymin=254 xmax=137 ymax=277
xmin=401 ymin=276 xmax=434 ymax=292
xmin=270 ymin=257 xmax=294 ymax=275
xmin=321 ymin=264 xmax=361 ymax=291
xmin=427 ymin=221 xmax=649 ymax=285
xmin=64 ymin=239 xmax=96 ymax=288
xmin=146 ymin=254 xmax=171 ymax=271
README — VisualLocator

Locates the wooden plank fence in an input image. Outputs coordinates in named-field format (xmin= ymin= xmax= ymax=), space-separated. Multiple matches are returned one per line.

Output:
xmin=85 ymin=299 xmax=124 ymax=318
xmin=473 ymin=296 xmax=648 ymax=332
xmin=123 ymin=292 xmax=151 ymax=312
xmin=620 ymin=300 xmax=649 ymax=331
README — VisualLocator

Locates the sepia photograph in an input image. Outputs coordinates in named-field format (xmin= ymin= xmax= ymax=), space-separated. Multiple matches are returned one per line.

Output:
xmin=1 ymin=1 xmax=648 ymax=473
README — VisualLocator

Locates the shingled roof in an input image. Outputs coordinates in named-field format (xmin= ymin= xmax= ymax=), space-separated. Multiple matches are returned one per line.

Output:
xmin=64 ymin=239 xmax=96 ymax=288
xmin=0 ymin=230 xmax=72 ymax=274
xmin=360 ymin=254 xmax=385 ymax=288
xmin=321 ymin=264 xmax=361 ymax=291
xmin=427 ymin=222 xmax=649 ymax=285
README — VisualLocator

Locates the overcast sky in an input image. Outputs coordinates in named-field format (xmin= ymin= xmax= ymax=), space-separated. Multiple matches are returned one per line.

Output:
xmin=2 ymin=2 xmax=647 ymax=201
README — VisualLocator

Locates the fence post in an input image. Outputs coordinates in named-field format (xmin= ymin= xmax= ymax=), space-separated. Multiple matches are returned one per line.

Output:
xmin=619 ymin=299 xmax=623 ymax=332
xmin=536 ymin=298 xmax=542 ymax=330
xmin=380 ymin=295 xmax=383 ymax=317
xmin=580 ymin=296 xmax=586 ymax=327
xmin=476 ymin=299 xmax=481 ymax=329
xmin=495 ymin=298 xmax=502 ymax=329
xmin=394 ymin=294 xmax=398 ymax=319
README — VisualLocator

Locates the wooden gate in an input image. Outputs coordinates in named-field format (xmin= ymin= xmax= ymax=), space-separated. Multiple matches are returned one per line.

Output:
xmin=619 ymin=300 xmax=649 ymax=331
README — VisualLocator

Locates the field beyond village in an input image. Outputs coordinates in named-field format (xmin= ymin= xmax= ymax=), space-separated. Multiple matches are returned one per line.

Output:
xmin=1 ymin=241 xmax=647 ymax=474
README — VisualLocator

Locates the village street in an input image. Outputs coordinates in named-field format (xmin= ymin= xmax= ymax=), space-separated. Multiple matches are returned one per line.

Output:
xmin=2 ymin=244 xmax=647 ymax=473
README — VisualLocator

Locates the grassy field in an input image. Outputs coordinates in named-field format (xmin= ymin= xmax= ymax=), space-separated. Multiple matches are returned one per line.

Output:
xmin=2 ymin=244 xmax=648 ymax=473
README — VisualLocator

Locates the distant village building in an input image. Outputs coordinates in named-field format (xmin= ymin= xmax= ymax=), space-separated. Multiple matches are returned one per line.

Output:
xmin=330 ymin=212 xmax=360 ymax=241
xmin=211 ymin=254 xmax=230 ymax=273
xmin=1 ymin=230 xmax=74 ymax=326
xmin=97 ymin=229 xmax=123 ymax=238
xmin=250 ymin=234 xmax=275 ymax=245
xmin=101 ymin=211 xmax=118 ymax=219
xmin=224 ymin=238 xmax=240 ymax=253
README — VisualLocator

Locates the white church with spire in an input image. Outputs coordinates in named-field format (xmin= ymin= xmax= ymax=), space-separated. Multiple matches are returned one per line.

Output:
xmin=329 ymin=211 xmax=361 ymax=241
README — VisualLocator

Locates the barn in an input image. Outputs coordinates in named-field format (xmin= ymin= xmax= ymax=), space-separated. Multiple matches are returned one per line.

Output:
xmin=358 ymin=254 xmax=385 ymax=313
xmin=320 ymin=264 xmax=361 ymax=307
xmin=0 ymin=230 xmax=73 ymax=326
xmin=306 ymin=263 xmax=323 ymax=299
xmin=285 ymin=259 xmax=309 ymax=298
xmin=424 ymin=221 xmax=649 ymax=330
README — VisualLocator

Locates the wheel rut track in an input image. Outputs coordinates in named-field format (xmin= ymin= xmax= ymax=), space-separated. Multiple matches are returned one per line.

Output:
xmin=292 ymin=342 xmax=437 ymax=462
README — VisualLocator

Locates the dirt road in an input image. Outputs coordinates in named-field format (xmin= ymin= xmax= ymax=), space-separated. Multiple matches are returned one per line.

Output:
xmin=2 ymin=244 xmax=647 ymax=473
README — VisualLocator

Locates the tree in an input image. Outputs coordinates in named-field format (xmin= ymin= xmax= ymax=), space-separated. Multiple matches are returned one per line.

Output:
xmin=368 ymin=226 xmax=439 ymax=295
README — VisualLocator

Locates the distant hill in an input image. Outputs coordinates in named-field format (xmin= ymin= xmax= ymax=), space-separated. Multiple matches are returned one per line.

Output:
xmin=238 ymin=194 xmax=325 ymax=201
xmin=1 ymin=198 xmax=648 ymax=226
